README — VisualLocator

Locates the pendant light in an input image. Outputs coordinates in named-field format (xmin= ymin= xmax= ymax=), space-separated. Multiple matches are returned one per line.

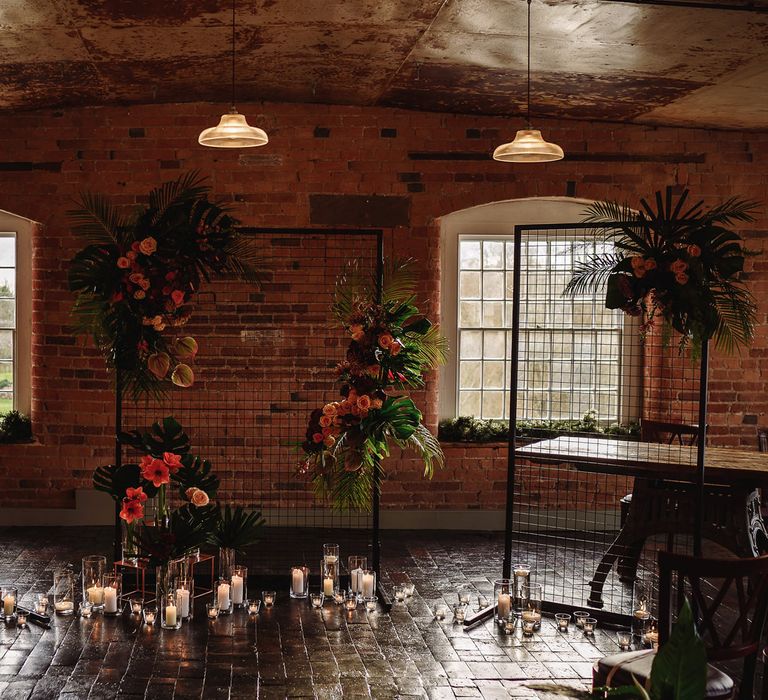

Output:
xmin=493 ymin=0 xmax=563 ymax=163
xmin=198 ymin=0 xmax=268 ymax=148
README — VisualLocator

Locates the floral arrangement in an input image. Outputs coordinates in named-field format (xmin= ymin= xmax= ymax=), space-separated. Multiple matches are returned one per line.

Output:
xmin=565 ymin=186 xmax=758 ymax=353
xmin=68 ymin=172 xmax=262 ymax=399
xmin=300 ymin=260 xmax=448 ymax=510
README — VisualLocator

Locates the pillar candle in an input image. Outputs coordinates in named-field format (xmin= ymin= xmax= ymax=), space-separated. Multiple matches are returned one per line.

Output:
xmin=217 ymin=583 xmax=230 ymax=610
xmin=55 ymin=601 xmax=74 ymax=613
xmin=291 ymin=569 xmax=304 ymax=595
xmin=3 ymin=594 xmax=15 ymax=617
xmin=103 ymin=587 xmax=118 ymax=614
xmin=176 ymin=589 xmax=190 ymax=618
xmin=231 ymin=575 xmax=244 ymax=604
xmin=361 ymin=573 xmax=375 ymax=598
xmin=165 ymin=604 xmax=177 ymax=627
xmin=350 ymin=568 xmax=362 ymax=593
xmin=87 ymin=586 xmax=104 ymax=605
xmin=521 ymin=610 xmax=541 ymax=624
xmin=323 ymin=576 xmax=334 ymax=596
xmin=497 ymin=592 xmax=511 ymax=618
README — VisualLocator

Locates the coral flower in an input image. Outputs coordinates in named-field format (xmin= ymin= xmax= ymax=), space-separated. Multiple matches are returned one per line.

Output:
xmin=389 ymin=340 xmax=403 ymax=356
xmin=129 ymin=272 xmax=144 ymax=284
xmin=323 ymin=435 xmax=336 ymax=448
xmin=119 ymin=498 xmax=144 ymax=524
xmin=378 ymin=333 xmax=394 ymax=349
xmin=163 ymin=452 xmax=183 ymax=473
xmin=139 ymin=237 xmax=157 ymax=255
xmin=687 ymin=244 xmax=701 ymax=257
xmin=141 ymin=458 xmax=170 ymax=487
xmin=357 ymin=395 xmax=371 ymax=410
xmin=319 ymin=415 xmax=332 ymax=428
xmin=171 ymin=290 xmax=185 ymax=306
xmin=125 ymin=486 xmax=148 ymax=503
xmin=675 ymin=272 xmax=689 ymax=285
xmin=190 ymin=489 xmax=210 ymax=507
xmin=322 ymin=403 xmax=337 ymax=416
xmin=134 ymin=289 xmax=146 ymax=300
xmin=117 ymin=257 xmax=131 ymax=269
xmin=350 ymin=324 xmax=365 ymax=341
xmin=312 ymin=432 xmax=324 ymax=444
xmin=371 ymin=398 xmax=383 ymax=409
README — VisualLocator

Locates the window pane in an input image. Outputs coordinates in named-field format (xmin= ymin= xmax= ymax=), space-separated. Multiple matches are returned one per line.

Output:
xmin=483 ymin=272 xmax=504 ymax=299
xmin=459 ymin=390 xmax=481 ymax=416
xmin=482 ymin=391 xmax=504 ymax=419
xmin=0 ymin=330 xmax=12 ymax=360
xmin=483 ymin=361 xmax=504 ymax=389
xmin=483 ymin=331 xmax=505 ymax=359
xmin=523 ymin=241 xmax=547 ymax=268
xmin=0 ymin=269 xmax=14 ymax=297
xmin=482 ymin=301 xmax=503 ymax=327
xmin=460 ymin=331 xmax=482 ymax=359
xmin=459 ymin=301 xmax=481 ymax=328
xmin=0 ymin=238 xmax=13 ymax=267
xmin=0 ymin=299 xmax=14 ymax=327
xmin=460 ymin=361 xmax=481 ymax=389
xmin=0 ymin=361 xmax=12 ymax=411
xmin=459 ymin=271 xmax=481 ymax=299
xmin=483 ymin=241 xmax=504 ymax=269
xmin=460 ymin=241 xmax=481 ymax=270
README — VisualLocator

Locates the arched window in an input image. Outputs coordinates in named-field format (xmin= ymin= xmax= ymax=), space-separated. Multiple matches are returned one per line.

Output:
xmin=439 ymin=197 xmax=641 ymax=423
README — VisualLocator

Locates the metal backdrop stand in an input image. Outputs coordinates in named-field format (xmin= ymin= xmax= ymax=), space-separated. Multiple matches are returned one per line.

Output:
xmin=694 ymin=340 xmax=709 ymax=558
xmin=113 ymin=365 xmax=123 ymax=564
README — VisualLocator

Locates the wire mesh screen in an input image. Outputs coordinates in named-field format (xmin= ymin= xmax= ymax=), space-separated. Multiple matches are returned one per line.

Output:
xmin=505 ymin=223 xmax=704 ymax=620
xmin=123 ymin=230 xmax=381 ymax=576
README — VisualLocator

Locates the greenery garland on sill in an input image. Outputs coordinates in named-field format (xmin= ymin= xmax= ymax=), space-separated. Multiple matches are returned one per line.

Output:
xmin=0 ymin=410 xmax=33 ymax=444
xmin=67 ymin=172 xmax=264 ymax=400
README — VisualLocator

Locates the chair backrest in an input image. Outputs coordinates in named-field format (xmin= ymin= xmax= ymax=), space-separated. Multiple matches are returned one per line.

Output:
xmin=658 ymin=550 xmax=768 ymax=662
xmin=641 ymin=419 xmax=700 ymax=446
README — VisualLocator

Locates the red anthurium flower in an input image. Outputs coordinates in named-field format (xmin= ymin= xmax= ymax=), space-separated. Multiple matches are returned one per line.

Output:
xmin=163 ymin=452 xmax=182 ymax=473
xmin=119 ymin=498 xmax=144 ymax=524
xmin=125 ymin=486 xmax=148 ymax=503
xmin=139 ymin=454 xmax=154 ymax=470
xmin=141 ymin=458 xmax=170 ymax=488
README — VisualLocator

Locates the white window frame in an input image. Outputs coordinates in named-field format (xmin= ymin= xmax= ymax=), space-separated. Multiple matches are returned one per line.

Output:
xmin=439 ymin=197 xmax=642 ymax=423
xmin=0 ymin=210 xmax=36 ymax=416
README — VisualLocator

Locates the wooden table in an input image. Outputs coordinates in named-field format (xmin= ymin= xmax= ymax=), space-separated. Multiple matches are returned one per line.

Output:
xmin=516 ymin=436 xmax=768 ymax=607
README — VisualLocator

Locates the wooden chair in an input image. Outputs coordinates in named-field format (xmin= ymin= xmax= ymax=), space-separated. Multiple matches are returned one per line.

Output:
xmin=593 ymin=551 xmax=768 ymax=699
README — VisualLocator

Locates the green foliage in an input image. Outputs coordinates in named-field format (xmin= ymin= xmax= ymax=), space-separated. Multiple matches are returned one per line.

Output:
xmin=174 ymin=455 xmax=220 ymax=498
xmin=93 ymin=462 xmax=158 ymax=502
xmin=132 ymin=504 xmax=217 ymax=567
xmin=0 ymin=410 xmax=32 ymax=443
xmin=120 ymin=416 xmax=191 ymax=457
xmin=438 ymin=413 xmax=640 ymax=443
xmin=210 ymin=505 xmax=265 ymax=551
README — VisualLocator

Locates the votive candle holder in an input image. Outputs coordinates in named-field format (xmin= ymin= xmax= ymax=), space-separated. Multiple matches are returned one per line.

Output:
xmin=15 ymin=610 xmax=27 ymax=627
xmin=53 ymin=567 xmax=75 ymax=615
xmin=583 ymin=617 xmax=597 ymax=635
xmin=453 ymin=604 xmax=466 ymax=623
xmin=522 ymin=618 xmax=536 ymax=637
xmin=521 ymin=583 xmax=542 ymax=631
xmin=333 ymin=588 xmax=345 ymax=605
xmin=504 ymin=612 xmax=517 ymax=635
xmin=458 ymin=587 xmax=471 ymax=605
xmin=432 ymin=603 xmax=448 ymax=621
xmin=363 ymin=595 xmax=377 ymax=612
xmin=143 ymin=606 xmax=156 ymax=625
xmin=555 ymin=613 xmax=570 ymax=632
xmin=161 ymin=592 xmax=181 ymax=630
xmin=344 ymin=592 xmax=358 ymax=612
xmin=617 ymin=630 xmax=632 ymax=650
xmin=35 ymin=593 xmax=48 ymax=616
xmin=206 ymin=603 xmax=219 ymax=620
xmin=130 ymin=597 xmax=143 ymax=616
xmin=310 ymin=592 xmax=324 ymax=609
xmin=493 ymin=578 xmax=512 ymax=624
xmin=248 ymin=599 xmax=261 ymax=615
xmin=573 ymin=610 xmax=590 ymax=629
xmin=82 ymin=555 xmax=106 ymax=611
xmin=290 ymin=565 xmax=309 ymax=599
xmin=262 ymin=590 xmax=276 ymax=608
xmin=102 ymin=573 xmax=121 ymax=616
xmin=347 ymin=556 xmax=367 ymax=596
xmin=79 ymin=601 xmax=93 ymax=618
xmin=392 ymin=585 xmax=405 ymax=602
xmin=402 ymin=582 xmax=415 ymax=597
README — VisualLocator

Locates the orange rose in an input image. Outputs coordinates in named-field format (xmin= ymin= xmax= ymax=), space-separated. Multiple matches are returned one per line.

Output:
xmin=357 ymin=395 xmax=371 ymax=410
xmin=133 ymin=289 xmax=146 ymax=300
xmin=351 ymin=404 xmax=361 ymax=416
xmin=117 ymin=257 xmax=131 ymax=269
xmin=191 ymin=489 xmax=210 ymax=507
xmin=139 ymin=278 xmax=150 ymax=291
xmin=185 ymin=487 xmax=197 ymax=499
xmin=670 ymin=259 xmax=688 ymax=274
xmin=129 ymin=272 xmax=144 ymax=284
xmin=687 ymin=244 xmax=701 ymax=257
xmin=350 ymin=324 xmax=365 ymax=341
xmin=389 ymin=340 xmax=403 ymax=356
xmin=675 ymin=272 xmax=689 ymax=285
xmin=139 ymin=237 xmax=157 ymax=255
xmin=319 ymin=415 xmax=332 ymax=428
xmin=323 ymin=434 xmax=336 ymax=448
xmin=378 ymin=333 xmax=394 ymax=349
xmin=322 ymin=403 xmax=337 ymax=416
xmin=371 ymin=398 xmax=383 ymax=409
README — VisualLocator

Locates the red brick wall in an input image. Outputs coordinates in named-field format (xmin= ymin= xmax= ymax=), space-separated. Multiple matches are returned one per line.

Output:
xmin=0 ymin=101 xmax=765 ymax=509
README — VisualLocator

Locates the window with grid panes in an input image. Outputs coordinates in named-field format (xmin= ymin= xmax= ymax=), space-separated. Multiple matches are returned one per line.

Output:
xmin=457 ymin=235 xmax=627 ymax=421
xmin=0 ymin=234 xmax=15 ymax=413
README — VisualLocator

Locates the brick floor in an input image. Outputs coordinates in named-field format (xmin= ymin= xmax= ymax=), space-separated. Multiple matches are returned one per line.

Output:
xmin=0 ymin=527 xmax=760 ymax=699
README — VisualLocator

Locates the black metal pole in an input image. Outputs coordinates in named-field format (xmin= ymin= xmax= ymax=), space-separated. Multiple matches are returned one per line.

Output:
xmin=694 ymin=339 xmax=709 ymax=558
xmin=371 ymin=232 xmax=384 ymax=577
xmin=502 ymin=226 xmax=524 ymax=579
xmin=113 ymin=365 xmax=123 ymax=564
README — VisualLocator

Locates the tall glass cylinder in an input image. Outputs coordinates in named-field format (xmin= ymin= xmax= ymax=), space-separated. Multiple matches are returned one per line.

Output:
xmin=121 ymin=522 xmax=139 ymax=563
xmin=53 ymin=567 xmax=75 ymax=615
xmin=176 ymin=578 xmax=193 ymax=620
xmin=231 ymin=566 xmax=247 ymax=608
xmin=82 ymin=555 xmax=106 ymax=610
xmin=103 ymin=573 xmax=121 ymax=616
xmin=512 ymin=562 xmax=531 ymax=611
xmin=347 ymin=556 xmax=367 ymax=595
xmin=321 ymin=559 xmax=338 ymax=597
xmin=1 ymin=585 xmax=17 ymax=620
xmin=360 ymin=569 xmax=376 ymax=598
xmin=521 ymin=583 xmax=542 ymax=630
xmin=215 ymin=578 xmax=232 ymax=615
xmin=493 ymin=578 xmax=512 ymax=624
xmin=155 ymin=559 xmax=182 ymax=619
xmin=218 ymin=547 xmax=236 ymax=579
xmin=161 ymin=591 xmax=181 ymax=630
xmin=290 ymin=565 xmax=309 ymax=599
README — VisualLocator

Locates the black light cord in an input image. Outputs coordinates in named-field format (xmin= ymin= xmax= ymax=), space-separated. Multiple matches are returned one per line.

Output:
xmin=526 ymin=0 xmax=531 ymax=127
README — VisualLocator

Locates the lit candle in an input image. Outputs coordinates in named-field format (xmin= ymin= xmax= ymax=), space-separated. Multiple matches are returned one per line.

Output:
xmin=55 ymin=601 xmax=74 ymax=613
xmin=3 ymin=594 xmax=15 ymax=617
xmin=350 ymin=568 xmax=362 ymax=593
xmin=87 ymin=586 xmax=104 ymax=605
xmin=231 ymin=575 xmax=244 ymax=605
xmin=165 ymin=604 xmax=177 ymax=627
xmin=217 ymin=583 xmax=230 ymax=610
xmin=497 ymin=592 xmax=511 ymax=619
xmin=323 ymin=576 xmax=334 ymax=597
xmin=176 ymin=589 xmax=190 ymax=618
xmin=103 ymin=587 xmax=118 ymax=614
xmin=291 ymin=569 xmax=304 ymax=595
xmin=324 ymin=555 xmax=338 ymax=565
xmin=361 ymin=573 xmax=375 ymax=598
xmin=521 ymin=610 xmax=541 ymax=625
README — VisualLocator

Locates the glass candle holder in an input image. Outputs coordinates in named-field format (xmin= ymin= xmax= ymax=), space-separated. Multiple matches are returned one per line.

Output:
xmin=573 ymin=610 xmax=590 ymax=629
xmin=176 ymin=579 xmax=192 ymax=620
xmin=364 ymin=595 xmax=377 ymax=612
xmin=35 ymin=593 xmax=49 ymax=616
xmin=53 ymin=567 xmax=75 ymax=615
xmin=206 ymin=603 xmax=219 ymax=620
xmin=82 ymin=555 xmax=106 ymax=610
xmin=583 ymin=617 xmax=597 ymax=635
xmin=310 ymin=592 xmax=324 ymax=609
xmin=457 ymin=587 xmax=471 ymax=605
xmin=333 ymin=588 xmax=345 ymax=605
xmin=521 ymin=583 xmax=542 ymax=631
xmin=522 ymin=618 xmax=536 ymax=637
xmin=392 ymin=585 xmax=405 ymax=602
xmin=15 ymin=610 xmax=27 ymax=627
xmin=617 ymin=630 xmax=632 ymax=650
xmin=360 ymin=569 xmax=376 ymax=598
xmin=493 ymin=578 xmax=512 ymax=624
xmin=1 ymin=585 xmax=17 ymax=621
xmin=477 ymin=594 xmax=489 ymax=610
xmin=644 ymin=622 xmax=659 ymax=649
xmin=432 ymin=603 xmax=448 ymax=621
xmin=102 ymin=573 xmax=121 ymax=616
xmin=262 ymin=590 xmax=276 ymax=608
xmin=215 ymin=578 xmax=232 ymax=615
xmin=453 ymin=604 xmax=466 ymax=623
xmin=321 ymin=559 xmax=336 ymax=598
xmin=130 ymin=597 xmax=143 ymax=616
xmin=512 ymin=562 xmax=531 ymax=611
xmin=504 ymin=611 xmax=517 ymax=635
xmin=633 ymin=605 xmax=651 ymax=639
xmin=79 ymin=601 xmax=93 ymax=618
xmin=347 ymin=556 xmax=367 ymax=595
xmin=143 ymin=606 xmax=156 ymax=625
xmin=323 ymin=543 xmax=339 ymax=564
xmin=161 ymin=592 xmax=181 ymax=630
xmin=231 ymin=566 xmax=247 ymax=608
xmin=555 ymin=613 xmax=571 ymax=632
xmin=248 ymin=599 xmax=261 ymax=615
xmin=290 ymin=565 xmax=309 ymax=599
xmin=344 ymin=592 xmax=358 ymax=612
xmin=402 ymin=582 xmax=415 ymax=597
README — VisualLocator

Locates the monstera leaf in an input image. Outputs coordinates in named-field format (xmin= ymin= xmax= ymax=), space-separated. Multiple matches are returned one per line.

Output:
xmin=173 ymin=454 xmax=220 ymax=497
xmin=93 ymin=462 xmax=159 ymax=501
xmin=133 ymin=504 xmax=217 ymax=567
xmin=120 ymin=416 xmax=191 ymax=457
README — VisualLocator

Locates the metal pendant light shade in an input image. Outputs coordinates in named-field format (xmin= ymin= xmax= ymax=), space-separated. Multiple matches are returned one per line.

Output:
xmin=493 ymin=0 xmax=563 ymax=163
xmin=199 ymin=0 xmax=268 ymax=149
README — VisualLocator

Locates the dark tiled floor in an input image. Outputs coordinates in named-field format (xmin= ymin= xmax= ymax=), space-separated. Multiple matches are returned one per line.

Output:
xmin=0 ymin=527 xmax=761 ymax=699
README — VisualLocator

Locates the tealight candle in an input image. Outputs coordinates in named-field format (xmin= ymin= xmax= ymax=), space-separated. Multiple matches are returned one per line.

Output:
xmin=364 ymin=596 xmax=377 ymax=612
xmin=80 ymin=602 xmax=93 ymax=618
xmin=15 ymin=611 xmax=27 ymax=627
xmin=617 ymin=630 xmax=632 ymax=650
xmin=458 ymin=588 xmax=471 ymax=605
xmin=555 ymin=613 xmax=570 ymax=632
xmin=206 ymin=603 xmax=219 ymax=620
xmin=504 ymin=613 xmax=517 ymax=634
xmin=521 ymin=609 xmax=542 ymax=625
xmin=477 ymin=594 xmax=489 ymax=610
xmin=262 ymin=591 xmax=275 ymax=607
xmin=143 ymin=607 xmax=156 ymax=625
xmin=583 ymin=617 xmax=597 ymax=635
xmin=344 ymin=594 xmax=357 ymax=611
xmin=333 ymin=589 xmax=345 ymax=605
xmin=573 ymin=610 xmax=589 ymax=629
xmin=432 ymin=604 xmax=448 ymax=621
xmin=453 ymin=604 xmax=466 ymax=623
xmin=644 ymin=628 xmax=659 ymax=648
xmin=310 ymin=592 xmax=324 ymax=609
xmin=36 ymin=601 xmax=48 ymax=615
xmin=55 ymin=601 xmax=74 ymax=614
xmin=248 ymin=600 xmax=261 ymax=615
xmin=522 ymin=618 xmax=535 ymax=636
xmin=130 ymin=598 xmax=143 ymax=615
xmin=403 ymin=582 xmax=415 ymax=597
xmin=392 ymin=585 xmax=405 ymax=602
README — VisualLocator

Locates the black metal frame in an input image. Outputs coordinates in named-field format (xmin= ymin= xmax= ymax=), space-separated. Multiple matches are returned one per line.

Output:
xmin=112 ymin=227 xmax=388 ymax=603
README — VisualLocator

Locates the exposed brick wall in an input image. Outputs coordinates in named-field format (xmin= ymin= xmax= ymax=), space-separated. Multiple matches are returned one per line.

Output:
xmin=0 ymin=101 xmax=765 ymax=510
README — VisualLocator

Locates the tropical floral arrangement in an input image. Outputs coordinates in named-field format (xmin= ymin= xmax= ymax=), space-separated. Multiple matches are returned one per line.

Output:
xmin=565 ymin=187 xmax=758 ymax=353
xmin=300 ymin=260 xmax=448 ymax=510
xmin=68 ymin=172 xmax=262 ymax=399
